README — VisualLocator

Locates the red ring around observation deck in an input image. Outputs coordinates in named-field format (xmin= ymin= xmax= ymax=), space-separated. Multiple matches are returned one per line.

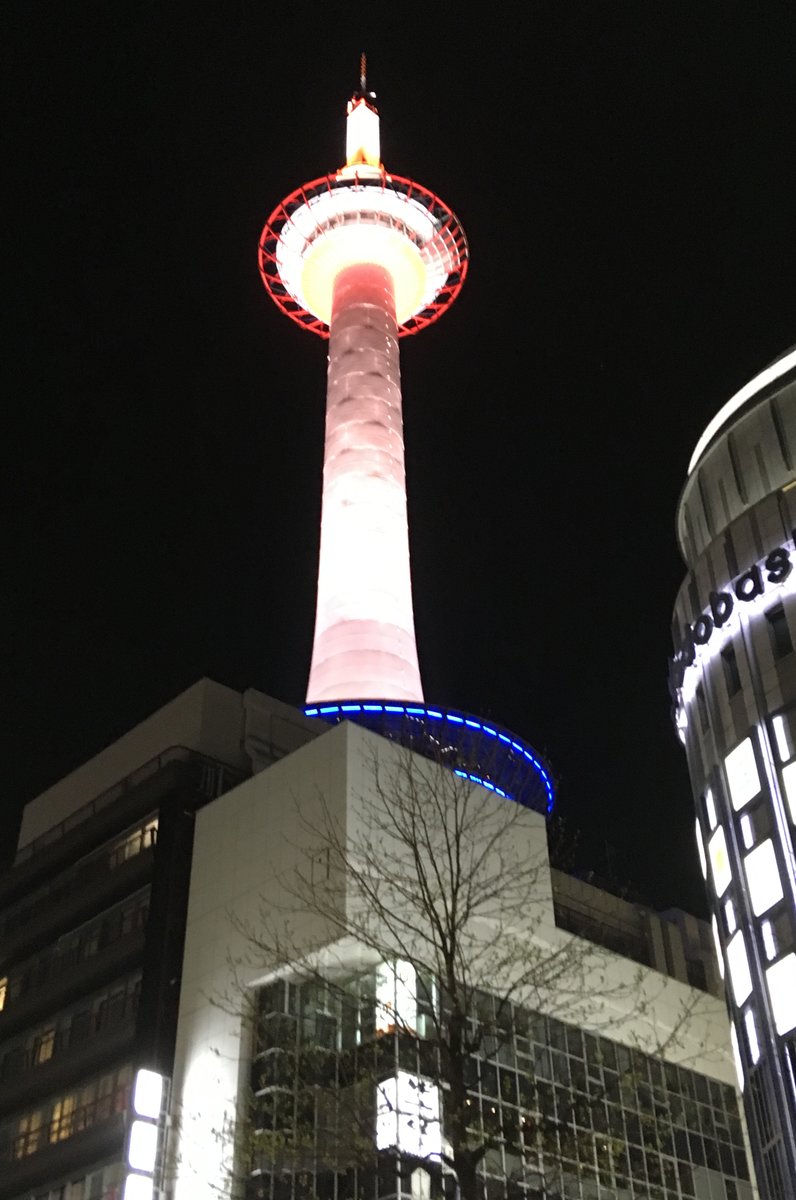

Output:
xmin=258 ymin=172 xmax=468 ymax=338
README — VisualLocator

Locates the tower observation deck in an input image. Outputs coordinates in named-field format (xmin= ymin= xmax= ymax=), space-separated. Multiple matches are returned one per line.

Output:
xmin=259 ymin=64 xmax=553 ymax=816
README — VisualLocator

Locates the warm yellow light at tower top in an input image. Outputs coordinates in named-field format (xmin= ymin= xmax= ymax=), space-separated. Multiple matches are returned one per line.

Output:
xmin=301 ymin=226 xmax=427 ymax=327
xmin=345 ymin=97 xmax=381 ymax=169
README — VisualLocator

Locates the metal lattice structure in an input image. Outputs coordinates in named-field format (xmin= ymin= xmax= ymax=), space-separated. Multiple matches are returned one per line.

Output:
xmin=258 ymin=171 xmax=468 ymax=338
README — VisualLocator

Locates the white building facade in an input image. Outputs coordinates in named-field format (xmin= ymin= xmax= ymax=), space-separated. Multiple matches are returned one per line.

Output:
xmin=170 ymin=718 xmax=755 ymax=1200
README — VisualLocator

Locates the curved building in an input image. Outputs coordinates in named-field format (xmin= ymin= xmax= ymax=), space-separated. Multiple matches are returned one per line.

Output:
xmin=671 ymin=346 xmax=796 ymax=1196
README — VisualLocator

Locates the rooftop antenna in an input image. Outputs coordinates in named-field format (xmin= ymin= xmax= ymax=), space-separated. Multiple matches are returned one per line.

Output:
xmin=360 ymin=51 xmax=367 ymax=95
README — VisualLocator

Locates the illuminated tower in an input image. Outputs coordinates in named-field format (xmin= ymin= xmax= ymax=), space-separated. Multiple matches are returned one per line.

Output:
xmin=670 ymin=346 xmax=796 ymax=1194
xmin=259 ymin=60 xmax=467 ymax=704
xmin=259 ymin=64 xmax=553 ymax=817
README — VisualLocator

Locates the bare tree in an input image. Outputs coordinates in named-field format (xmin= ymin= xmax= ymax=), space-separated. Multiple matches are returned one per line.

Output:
xmin=225 ymin=740 xmax=728 ymax=1200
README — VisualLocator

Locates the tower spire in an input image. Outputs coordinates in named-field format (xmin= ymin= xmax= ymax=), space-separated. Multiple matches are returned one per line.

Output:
xmin=345 ymin=53 xmax=380 ymax=171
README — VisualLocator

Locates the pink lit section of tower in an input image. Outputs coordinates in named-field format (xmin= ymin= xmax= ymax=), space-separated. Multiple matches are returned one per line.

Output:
xmin=259 ymin=68 xmax=467 ymax=703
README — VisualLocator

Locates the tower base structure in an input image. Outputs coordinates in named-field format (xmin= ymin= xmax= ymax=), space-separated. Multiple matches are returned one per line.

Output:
xmin=304 ymin=700 xmax=555 ymax=814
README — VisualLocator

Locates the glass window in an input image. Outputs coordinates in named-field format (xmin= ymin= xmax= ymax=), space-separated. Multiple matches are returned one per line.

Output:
xmin=109 ymin=817 xmax=159 ymax=868
xmin=50 ymin=1095 xmax=76 ymax=1143
xmin=772 ymin=713 xmax=793 ymax=763
xmin=782 ymin=760 xmax=796 ymax=824
xmin=739 ymin=814 xmax=754 ymax=849
xmin=721 ymin=644 xmax=742 ymax=696
xmin=726 ymin=932 xmax=753 ymax=1006
xmin=696 ymin=684 xmax=709 ymax=732
xmin=761 ymin=920 xmax=777 ymax=961
xmin=33 ymin=1029 xmax=55 ymax=1065
xmin=704 ymin=790 xmax=717 ymax=830
xmin=724 ymin=898 xmax=737 ymax=933
xmin=14 ymin=1110 xmax=42 ymax=1158
xmin=743 ymin=1010 xmax=760 ymax=1064
xmin=766 ymin=603 xmax=793 ymax=659
xmin=69 ymin=1011 xmax=92 ymax=1045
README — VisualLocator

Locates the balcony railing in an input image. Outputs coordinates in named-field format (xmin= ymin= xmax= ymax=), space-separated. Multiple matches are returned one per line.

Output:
xmin=2 ymin=1083 xmax=130 ymax=1163
xmin=13 ymin=746 xmax=243 ymax=866
xmin=1 ymin=988 xmax=139 ymax=1084
xmin=4 ymin=896 xmax=149 ymax=1012
xmin=0 ymin=825 xmax=157 ymax=950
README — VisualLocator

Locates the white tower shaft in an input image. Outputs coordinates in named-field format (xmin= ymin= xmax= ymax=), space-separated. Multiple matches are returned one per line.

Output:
xmin=306 ymin=261 xmax=423 ymax=702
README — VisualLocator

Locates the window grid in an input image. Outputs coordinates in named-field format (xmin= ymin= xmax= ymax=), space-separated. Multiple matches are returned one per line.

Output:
xmin=249 ymin=977 xmax=752 ymax=1200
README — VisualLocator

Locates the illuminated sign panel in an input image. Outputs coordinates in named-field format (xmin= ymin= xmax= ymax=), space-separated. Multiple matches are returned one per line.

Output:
xmin=743 ymin=839 xmax=784 ymax=916
xmin=707 ymin=826 xmax=732 ymax=897
xmin=126 ymin=1069 xmax=167 ymax=1200
xmin=724 ymin=739 xmax=760 ymax=812
xmin=766 ymin=953 xmax=796 ymax=1035
xmin=669 ymin=538 xmax=795 ymax=696
xmin=133 ymin=1069 xmax=164 ymax=1120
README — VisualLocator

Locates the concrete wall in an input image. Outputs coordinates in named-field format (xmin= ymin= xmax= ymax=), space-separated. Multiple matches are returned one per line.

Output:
xmin=171 ymin=720 xmax=353 ymax=1200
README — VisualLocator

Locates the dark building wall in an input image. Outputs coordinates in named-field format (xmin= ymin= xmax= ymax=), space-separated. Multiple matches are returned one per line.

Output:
xmin=0 ymin=681 xmax=319 ymax=1200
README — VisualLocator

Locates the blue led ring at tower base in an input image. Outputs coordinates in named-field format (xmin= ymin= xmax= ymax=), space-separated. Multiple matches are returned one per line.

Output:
xmin=303 ymin=703 xmax=555 ymax=816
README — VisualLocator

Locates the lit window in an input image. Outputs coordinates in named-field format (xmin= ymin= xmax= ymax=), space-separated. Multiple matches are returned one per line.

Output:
xmin=705 ymin=789 xmax=717 ymax=830
xmin=744 ymin=1009 xmax=761 ymax=1064
xmin=376 ymin=1071 xmax=441 ymax=1158
xmin=711 ymin=916 xmax=724 ymax=978
xmin=50 ymin=1095 xmax=76 ymax=1143
xmin=111 ymin=818 xmax=159 ymax=868
xmin=772 ymin=713 xmax=792 ymax=763
xmin=375 ymin=960 xmax=417 ymax=1034
xmin=782 ymin=760 xmax=796 ymax=824
xmin=766 ymin=603 xmax=793 ymax=659
xmin=0 ymin=976 xmax=6 ymax=1012
xmin=725 ymin=738 xmax=760 ymax=810
xmin=724 ymin=898 xmax=737 ymax=933
xmin=743 ymin=839 xmax=784 ymax=916
xmin=740 ymin=814 xmax=754 ymax=849
xmin=695 ymin=820 xmax=707 ymax=880
xmin=708 ymin=826 xmax=732 ymax=897
xmin=765 ymin=953 xmax=796 ymax=1035
xmin=761 ymin=920 xmax=777 ymax=960
xmin=726 ymin=931 xmax=753 ymax=1005
xmin=14 ymin=1111 xmax=42 ymax=1158
xmin=33 ymin=1028 xmax=55 ymax=1065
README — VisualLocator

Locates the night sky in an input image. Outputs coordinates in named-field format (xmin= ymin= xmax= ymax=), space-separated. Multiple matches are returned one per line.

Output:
xmin=6 ymin=3 xmax=796 ymax=915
